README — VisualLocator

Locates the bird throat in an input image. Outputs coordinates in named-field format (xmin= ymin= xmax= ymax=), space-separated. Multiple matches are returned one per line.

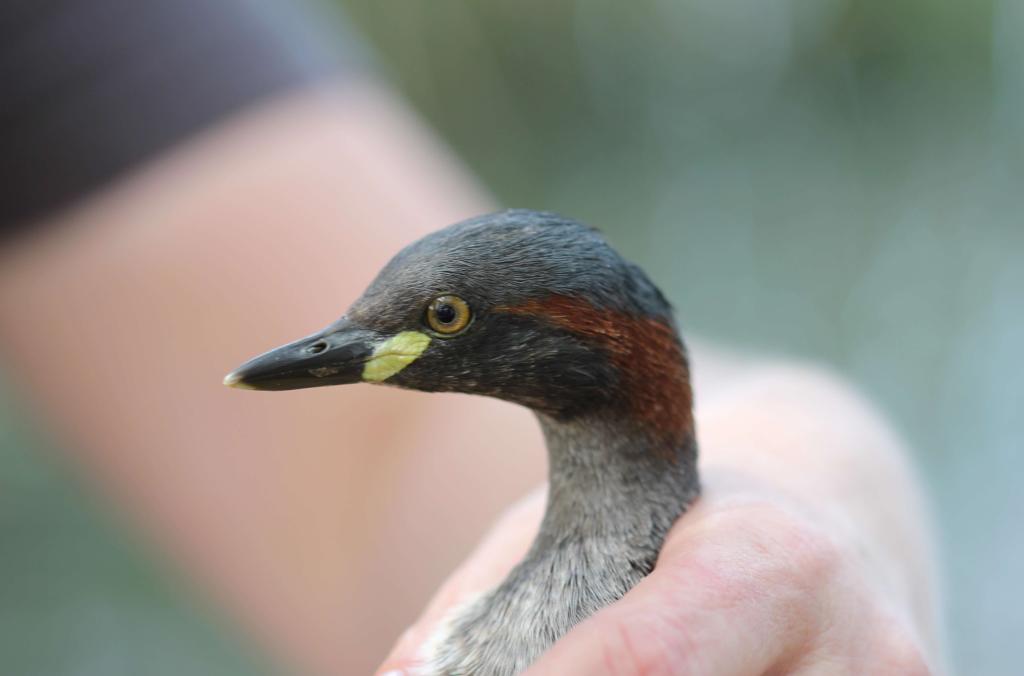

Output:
xmin=528 ymin=412 xmax=700 ymax=608
xmin=537 ymin=412 xmax=698 ymax=545
xmin=425 ymin=412 xmax=699 ymax=675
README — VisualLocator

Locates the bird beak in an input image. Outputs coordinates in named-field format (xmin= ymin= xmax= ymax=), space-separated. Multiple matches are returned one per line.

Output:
xmin=223 ymin=320 xmax=378 ymax=391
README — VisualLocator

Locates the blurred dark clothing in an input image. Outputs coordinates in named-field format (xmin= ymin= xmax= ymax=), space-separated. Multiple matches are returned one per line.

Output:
xmin=0 ymin=0 xmax=357 ymax=234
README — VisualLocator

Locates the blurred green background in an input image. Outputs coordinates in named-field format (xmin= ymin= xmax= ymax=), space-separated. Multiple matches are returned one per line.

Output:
xmin=2 ymin=0 xmax=1021 ymax=673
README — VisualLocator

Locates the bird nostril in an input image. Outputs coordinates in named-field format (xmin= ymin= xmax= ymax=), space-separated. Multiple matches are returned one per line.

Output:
xmin=306 ymin=340 xmax=328 ymax=355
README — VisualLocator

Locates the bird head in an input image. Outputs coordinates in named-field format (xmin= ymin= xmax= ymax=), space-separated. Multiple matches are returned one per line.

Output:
xmin=225 ymin=210 xmax=691 ymax=431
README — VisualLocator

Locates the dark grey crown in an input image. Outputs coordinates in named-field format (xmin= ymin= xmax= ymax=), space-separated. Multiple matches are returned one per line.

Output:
xmin=351 ymin=209 xmax=674 ymax=332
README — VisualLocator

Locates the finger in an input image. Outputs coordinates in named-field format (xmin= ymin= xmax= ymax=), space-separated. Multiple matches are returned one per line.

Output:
xmin=376 ymin=487 xmax=547 ymax=674
xmin=525 ymin=498 xmax=827 ymax=676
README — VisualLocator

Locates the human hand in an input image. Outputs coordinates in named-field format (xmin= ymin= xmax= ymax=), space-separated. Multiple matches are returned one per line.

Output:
xmin=377 ymin=365 xmax=939 ymax=675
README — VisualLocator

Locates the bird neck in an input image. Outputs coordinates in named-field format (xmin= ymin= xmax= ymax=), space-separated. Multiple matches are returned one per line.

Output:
xmin=534 ymin=412 xmax=699 ymax=554
xmin=432 ymin=411 xmax=699 ymax=670
xmin=424 ymin=382 xmax=700 ymax=673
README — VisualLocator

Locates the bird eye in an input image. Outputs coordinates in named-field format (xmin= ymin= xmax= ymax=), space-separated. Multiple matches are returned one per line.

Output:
xmin=426 ymin=295 xmax=471 ymax=335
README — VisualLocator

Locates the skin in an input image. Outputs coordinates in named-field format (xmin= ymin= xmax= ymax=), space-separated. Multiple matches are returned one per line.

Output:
xmin=0 ymin=80 xmax=941 ymax=674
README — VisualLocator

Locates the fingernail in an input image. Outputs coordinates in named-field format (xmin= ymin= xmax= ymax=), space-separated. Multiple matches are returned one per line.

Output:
xmin=379 ymin=670 xmax=405 ymax=676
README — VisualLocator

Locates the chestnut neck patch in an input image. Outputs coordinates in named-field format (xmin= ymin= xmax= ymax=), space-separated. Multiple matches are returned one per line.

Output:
xmin=496 ymin=295 xmax=694 ymax=461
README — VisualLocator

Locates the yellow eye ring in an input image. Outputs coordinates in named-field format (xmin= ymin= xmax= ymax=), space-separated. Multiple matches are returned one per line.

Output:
xmin=426 ymin=295 xmax=472 ymax=335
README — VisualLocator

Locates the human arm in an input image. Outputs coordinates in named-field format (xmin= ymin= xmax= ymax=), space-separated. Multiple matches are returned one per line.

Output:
xmin=0 ymin=80 xmax=545 ymax=675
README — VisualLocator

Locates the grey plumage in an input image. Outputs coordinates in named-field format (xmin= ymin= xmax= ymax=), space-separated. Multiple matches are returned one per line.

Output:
xmin=424 ymin=415 xmax=698 ymax=675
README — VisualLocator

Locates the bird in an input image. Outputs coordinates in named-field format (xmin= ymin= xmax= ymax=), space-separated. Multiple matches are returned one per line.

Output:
xmin=224 ymin=209 xmax=700 ymax=675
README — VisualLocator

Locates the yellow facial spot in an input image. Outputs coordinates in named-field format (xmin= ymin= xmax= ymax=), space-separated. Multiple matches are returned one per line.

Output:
xmin=362 ymin=331 xmax=431 ymax=382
